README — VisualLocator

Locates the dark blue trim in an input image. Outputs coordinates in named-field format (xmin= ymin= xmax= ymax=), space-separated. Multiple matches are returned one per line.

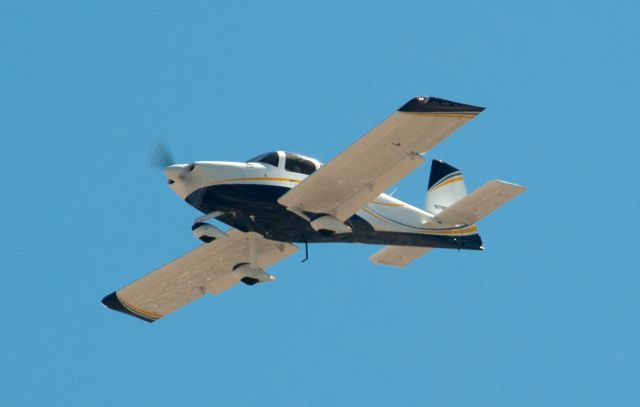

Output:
xmin=398 ymin=96 xmax=484 ymax=114
xmin=101 ymin=292 xmax=156 ymax=323
xmin=428 ymin=160 xmax=461 ymax=190
xmin=365 ymin=205 xmax=469 ymax=233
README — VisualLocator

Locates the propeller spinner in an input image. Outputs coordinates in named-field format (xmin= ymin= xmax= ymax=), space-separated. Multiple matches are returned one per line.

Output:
xmin=148 ymin=140 xmax=193 ymax=183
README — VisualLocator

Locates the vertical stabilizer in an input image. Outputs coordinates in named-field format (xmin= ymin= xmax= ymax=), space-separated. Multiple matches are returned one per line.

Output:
xmin=425 ymin=160 xmax=468 ymax=215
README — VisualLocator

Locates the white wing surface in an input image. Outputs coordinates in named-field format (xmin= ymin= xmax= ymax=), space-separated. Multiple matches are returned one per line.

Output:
xmin=101 ymin=230 xmax=298 ymax=322
xmin=370 ymin=246 xmax=432 ymax=268
xmin=278 ymin=96 xmax=484 ymax=221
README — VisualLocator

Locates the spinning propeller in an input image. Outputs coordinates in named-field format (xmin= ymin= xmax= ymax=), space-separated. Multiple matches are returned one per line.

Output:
xmin=148 ymin=140 xmax=192 ymax=182
xmin=149 ymin=139 xmax=175 ymax=170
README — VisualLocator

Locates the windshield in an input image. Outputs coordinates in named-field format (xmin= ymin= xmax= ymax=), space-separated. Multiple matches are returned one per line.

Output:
xmin=247 ymin=152 xmax=279 ymax=167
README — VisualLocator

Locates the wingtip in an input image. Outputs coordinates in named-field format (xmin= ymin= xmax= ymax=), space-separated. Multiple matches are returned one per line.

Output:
xmin=493 ymin=180 xmax=528 ymax=192
xmin=399 ymin=96 xmax=485 ymax=114
xmin=101 ymin=291 xmax=156 ymax=323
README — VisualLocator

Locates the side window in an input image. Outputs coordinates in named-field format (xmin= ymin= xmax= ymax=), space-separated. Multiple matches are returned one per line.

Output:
xmin=247 ymin=152 xmax=279 ymax=167
xmin=258 ymin=152 xmax=279 ymax=167
xmin=285 ymin=153 xmax=317 ymax=175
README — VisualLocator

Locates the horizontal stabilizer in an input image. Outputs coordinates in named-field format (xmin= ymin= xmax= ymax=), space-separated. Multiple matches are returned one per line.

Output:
xmin=433 ymin=180 xmax=526 ymax=226
xmin=370 ymin=245 xmax=432 ymax=268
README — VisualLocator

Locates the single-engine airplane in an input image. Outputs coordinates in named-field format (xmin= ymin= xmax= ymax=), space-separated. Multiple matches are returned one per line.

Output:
xmin=102 ymin=96 xmax=526 ymax=322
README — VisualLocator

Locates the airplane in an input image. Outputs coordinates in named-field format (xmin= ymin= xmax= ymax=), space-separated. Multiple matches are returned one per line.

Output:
xmin=101 ymin=96 xmax=526 ymax=323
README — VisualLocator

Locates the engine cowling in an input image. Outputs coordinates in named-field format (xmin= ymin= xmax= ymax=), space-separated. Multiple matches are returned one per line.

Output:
xmin=192 ymin=222 xmax=228 ymax=243
xmin=310 ymin=215 xmax=352 ymax=236
xmin=232 ymin=263 xmax=276 ymax=286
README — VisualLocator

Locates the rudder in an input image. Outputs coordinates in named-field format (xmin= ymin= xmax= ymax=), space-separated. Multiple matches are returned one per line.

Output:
xmin=425 ymin=160 xmax=468 ymax=215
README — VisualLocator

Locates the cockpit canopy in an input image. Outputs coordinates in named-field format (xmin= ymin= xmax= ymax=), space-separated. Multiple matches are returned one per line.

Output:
xmin=247 ymin=151 xmax=280 ymax=167
xmin=247 ymin=151 xmax=322 ymax=175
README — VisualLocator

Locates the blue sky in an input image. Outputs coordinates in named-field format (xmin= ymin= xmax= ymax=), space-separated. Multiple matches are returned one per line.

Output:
xmin=2 ymin=1 xmax=639 ymax=405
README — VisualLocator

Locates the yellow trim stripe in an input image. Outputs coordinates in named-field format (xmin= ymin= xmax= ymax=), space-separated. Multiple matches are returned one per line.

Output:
xmin=361 ymin=207 xmax=478 ymax=236
xmin=431 ymin=176 xmax=464 ymax=191
xmin=400 ymin=112 xmax=478 ymax=119
xmin=371 ymin=201 xmax=405 ymax=207
xmin=423 ymin=225 xmax=478 ymax=236
xmin=213 ymin=177 xmax=302 ymax=185
xmin=119 ymin=295 xmax=163 ymax=320
xmin=362 ymin=207 xmax=393 ymax=225
xmin=205 ymin=178 xmax=477 ymax=236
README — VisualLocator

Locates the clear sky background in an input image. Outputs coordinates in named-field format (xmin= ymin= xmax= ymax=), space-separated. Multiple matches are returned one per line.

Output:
xmin=2 ymin=1 xmax=639 ymax=405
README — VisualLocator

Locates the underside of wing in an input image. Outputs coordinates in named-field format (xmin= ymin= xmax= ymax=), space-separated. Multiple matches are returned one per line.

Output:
xmin=278 ymin=96 xmax=484 ymax=221
xmin=370 ymin=245 xmax=433 ymax=267
xmin=101 ymin=230 xmax=298 ymax=322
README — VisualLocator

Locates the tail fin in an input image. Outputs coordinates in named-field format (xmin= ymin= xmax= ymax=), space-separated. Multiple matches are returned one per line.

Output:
xmin=425 ymin=160 xmax=468 ymax=215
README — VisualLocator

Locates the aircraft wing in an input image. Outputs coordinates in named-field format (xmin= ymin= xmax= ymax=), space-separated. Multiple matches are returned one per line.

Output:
xmin=278 ymin=96 xmax=484 ymax=221
xmin=101 ymin=230 xmax=298 ymax=322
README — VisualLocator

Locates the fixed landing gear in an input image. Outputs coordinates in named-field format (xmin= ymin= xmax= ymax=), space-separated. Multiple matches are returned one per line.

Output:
xmin=310 ymin=215 xmax=352 ymax=235
xmin=240 ymin=277 xmax=259 ymax=286
xmin=192 ymin=222 xmax=227 ymax=243
xmin=232 ymin=232 xmax=277 ymax=286
xmin=191 ymin=211 xmax=226 ymax=243
xmin=317 ymin=229 xmax=335 ymax=237
xmin=232 ymin=262 xmax=275 ymax=286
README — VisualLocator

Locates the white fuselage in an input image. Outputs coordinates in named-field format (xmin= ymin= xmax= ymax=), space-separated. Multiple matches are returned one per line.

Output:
xmin=167 ymin=155 xmax=476 ymax=239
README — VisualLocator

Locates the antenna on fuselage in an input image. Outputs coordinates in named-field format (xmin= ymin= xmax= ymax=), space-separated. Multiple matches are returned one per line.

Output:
xmin=301 ymin=236 xmax=309 ymax=263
